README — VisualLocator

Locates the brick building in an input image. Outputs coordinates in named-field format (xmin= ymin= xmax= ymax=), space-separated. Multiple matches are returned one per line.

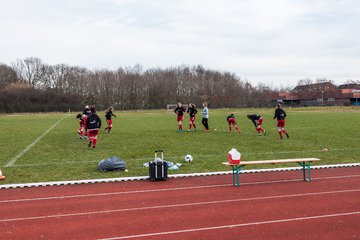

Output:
xmin=273 ymin=82 xmax=360 ymax=106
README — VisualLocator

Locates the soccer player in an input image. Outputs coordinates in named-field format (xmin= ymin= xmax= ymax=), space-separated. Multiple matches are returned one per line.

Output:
xmin=83 ymin=105 xmax=91 ymax=116
xmin=227 ymin=113 xmax=241 ymax=133
xmin=247 ymin=114 xmax=266 ymax=135
xmin=82 ymin=105 xmax=91 ymax=139
xmin=76 ymin=113 xmax=86 ymax=139
xmin=187 ymin=103 xmax=198 ymax=131
xmin=0 ymin=168 xmax=5 ymax=180
xmin=104 ymin=107 xmax=116 ymax=133
xmin=202 ymin=102 xmax=209 ymax=132
xmin=174 ymin=102 xmax=186 ymax=131
xmin=273 ymin=103 xmax=289 ymax=140
xmin=85 ymin=106 xmax=102 ymax=148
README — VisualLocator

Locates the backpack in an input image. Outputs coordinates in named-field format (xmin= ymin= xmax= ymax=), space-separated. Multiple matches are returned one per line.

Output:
xmin=98 ymin=156 xmax=126 ymax=171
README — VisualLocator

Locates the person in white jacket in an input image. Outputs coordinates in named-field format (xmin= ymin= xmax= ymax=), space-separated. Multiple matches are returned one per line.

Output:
xmin=201 ymin=102 xmax=209 ymax=132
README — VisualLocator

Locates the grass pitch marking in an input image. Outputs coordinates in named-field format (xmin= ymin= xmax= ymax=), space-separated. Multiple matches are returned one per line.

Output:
xmin=98 ymin=211 xmax=360 ymax=240
xmin=3 ymin=147 xmax=360 ymax=168
xmin=6 ymin=116 xmax=67 ymax=167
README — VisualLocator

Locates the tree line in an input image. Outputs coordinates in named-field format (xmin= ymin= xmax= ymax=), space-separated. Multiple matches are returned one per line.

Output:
xmin=0 ymin=57 xmax=276 ymax=113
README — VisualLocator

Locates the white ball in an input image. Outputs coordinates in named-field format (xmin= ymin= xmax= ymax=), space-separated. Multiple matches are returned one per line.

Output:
xmin=184 ymin=154 xmax=193 ymax=162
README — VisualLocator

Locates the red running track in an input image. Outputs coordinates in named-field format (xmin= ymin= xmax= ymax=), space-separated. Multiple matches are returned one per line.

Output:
xmin=1 ymin=167 xmax=360 ymax=240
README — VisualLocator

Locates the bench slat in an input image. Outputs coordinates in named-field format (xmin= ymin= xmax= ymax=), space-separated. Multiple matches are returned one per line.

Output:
xmin=222 ymin=158 xmax=320 ymax=166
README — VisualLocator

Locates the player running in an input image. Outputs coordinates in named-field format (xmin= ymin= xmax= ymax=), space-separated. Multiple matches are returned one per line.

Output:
xmin=227 ymin=113 xmax=241 ymax=133
xmin=76 ymin=113 xmax=86 ymax=139
xmin=174 ymin=102 xmax=186 ymax=132
xmin=85 ymin=106 xmax=102 ymax=148
xmin=104 ymin=107 xmax=116 ymax=133
xmin=247 ymin=114 xmax=266 ymax=135
xmin=273 ymin=103 xmax=289 ymax=140
xmin=187 ymin=103 xmax=198 ymax=131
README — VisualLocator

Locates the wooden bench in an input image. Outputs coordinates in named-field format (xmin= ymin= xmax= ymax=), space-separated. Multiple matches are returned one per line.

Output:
xmin=222 ymin=158 xmax=320 ymax=187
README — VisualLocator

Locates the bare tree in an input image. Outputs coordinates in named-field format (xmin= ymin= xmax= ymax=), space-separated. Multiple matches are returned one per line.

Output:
xmin=0 ymin=64 xmax=17 ymax=89
xmin=12 ymin=57 xmax=45 ymax=87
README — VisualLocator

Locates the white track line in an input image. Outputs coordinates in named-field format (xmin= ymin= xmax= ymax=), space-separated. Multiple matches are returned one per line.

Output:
xmin=1 ymin=174 xmax=360 ymax=204
xmin=6 ymin=116 xmax=67 ymax=167
xmin=98 ymin=211 xmax=360 ymax=240
xmin=1 ymin=188 xmax=359 ymax=223
xmin=0 ymin=184 xmax=230 ymax=203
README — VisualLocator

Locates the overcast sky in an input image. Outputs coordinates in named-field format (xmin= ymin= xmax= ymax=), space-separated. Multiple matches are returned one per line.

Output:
xmin=1 ymin=0 xmax=359 ymax=88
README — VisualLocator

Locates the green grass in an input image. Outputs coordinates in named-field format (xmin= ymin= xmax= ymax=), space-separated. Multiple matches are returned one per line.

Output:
xmin=1 ymin=107 xmax=360 ymax=184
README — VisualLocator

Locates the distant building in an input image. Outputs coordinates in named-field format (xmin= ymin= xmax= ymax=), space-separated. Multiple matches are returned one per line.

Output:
xmin=272 ymin=82 xmax=360 ymax=106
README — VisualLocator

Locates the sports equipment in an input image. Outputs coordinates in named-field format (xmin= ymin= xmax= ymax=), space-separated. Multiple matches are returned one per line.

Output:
xmin=184 ymin=154 xmax=193 ymax=162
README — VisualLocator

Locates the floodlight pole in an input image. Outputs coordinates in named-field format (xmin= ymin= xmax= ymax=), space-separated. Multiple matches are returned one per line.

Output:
xmin=321 ymin=91 xmax=324 ymax=107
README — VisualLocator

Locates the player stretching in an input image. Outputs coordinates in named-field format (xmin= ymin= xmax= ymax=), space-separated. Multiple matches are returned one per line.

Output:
xmin=187 ymin=103 xmax=198 ymax=131
xmin=174 ymin=102 xmax=186 ymax=132
xmin=104 ymin=107 xmax=116 ymax=133
xmin=85 ymin=106 xmax=102 ymax=148
xmin=247 ymin=114 xmax=266 ymax=135
xmin=227 ymin=113 xmax=241 ymax=133
xmin=273 ymin=103 xmax=289 ymax=140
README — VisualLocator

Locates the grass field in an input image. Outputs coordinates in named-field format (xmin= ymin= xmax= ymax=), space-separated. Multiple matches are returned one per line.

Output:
xmin=1 ymin=107 xmax=360 ymax=184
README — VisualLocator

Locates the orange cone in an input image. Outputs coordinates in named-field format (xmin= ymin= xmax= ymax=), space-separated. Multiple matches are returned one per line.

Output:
xmin=0 ymin=169 xmax=5 ymax=180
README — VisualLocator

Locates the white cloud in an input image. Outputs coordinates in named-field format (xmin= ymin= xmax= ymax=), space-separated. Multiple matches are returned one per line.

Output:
xmin=0 ymin=0 xmax=359 ymax=87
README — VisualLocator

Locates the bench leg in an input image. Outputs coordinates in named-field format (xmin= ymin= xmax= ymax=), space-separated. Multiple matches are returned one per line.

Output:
xmin=300 ymin=161 xmax=312 ymax=182
xmin=231 ymin=165 xmax=240 ymax=187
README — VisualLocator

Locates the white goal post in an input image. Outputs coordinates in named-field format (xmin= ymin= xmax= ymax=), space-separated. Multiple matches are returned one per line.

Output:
xmin=166 ymin=104 xmax=178 ymax=113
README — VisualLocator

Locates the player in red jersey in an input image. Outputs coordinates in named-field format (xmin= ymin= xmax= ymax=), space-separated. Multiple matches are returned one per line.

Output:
xmin=247 ymin=114 xmax=266 ymax=135
xmin=273 ymin=103 xmax=289 ymax=140
xmin=76 ymin=113 xmax=85 ymax=139
xmin=174 ymin=102 xmax=186 ymax=132
xmin=104 ymin=107 xmax=116 ymax=133
xmin=0 ymin=168 xmax=5 ymax=180
xmin=85 ymin=106 xmax=102 ymax=148
xmin=227 ymin=113 xmax=241 ymax=133
xmin=187 ymin=103 xmax=198 ymax=131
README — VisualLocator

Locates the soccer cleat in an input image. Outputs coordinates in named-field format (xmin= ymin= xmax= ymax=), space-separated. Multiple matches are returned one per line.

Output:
xmin=286 ymin=133 xmax=289 ymax=138
xmin=88 ymin=141 xmax=92 ymax=147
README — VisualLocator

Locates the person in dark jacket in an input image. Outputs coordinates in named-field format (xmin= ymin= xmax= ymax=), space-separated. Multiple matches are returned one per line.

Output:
xmin=273 ymin=103 xmax=289 ymax=139
xmin=247 ymin=114 xmax=266 ymax=135
xmin=174 ymin=102 xmax=186 ymax=132
xmin=187 ymin=103 xmax=198 ymax=131
xmin=85 ymin=106 xmax=102 ymax=148
xmin=104 ymin=107 xmax=116 ymax=133
xmin=227 ymin=113 xmax=241 ymax=133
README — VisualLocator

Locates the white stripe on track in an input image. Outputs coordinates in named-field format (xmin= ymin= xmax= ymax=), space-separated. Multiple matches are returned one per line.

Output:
xmin=1 ymin=174 xmax=360 ymax=204
xmin=6 ymin=116 xmax=67 ymax=167
xmin=98 ymin=211 xmax=360 ymax=240
xmin=1 ymin=188 xmax=359 ymax=223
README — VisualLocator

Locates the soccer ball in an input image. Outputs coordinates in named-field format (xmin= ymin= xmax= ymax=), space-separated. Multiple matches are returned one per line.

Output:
xmin=184 ymin=154 xmax=193 ymax=162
